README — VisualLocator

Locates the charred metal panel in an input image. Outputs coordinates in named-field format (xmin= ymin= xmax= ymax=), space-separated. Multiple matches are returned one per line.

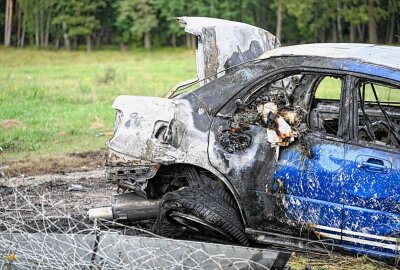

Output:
xmin=108 ymin=95 xmax=211 ymax=169
xmin=260 ymin=43 xmax=400 ymax=71
xmin=208 ymin=118 xmax=277 ymax=225
xmin=176 ymin=17 xmax=280 ymax=85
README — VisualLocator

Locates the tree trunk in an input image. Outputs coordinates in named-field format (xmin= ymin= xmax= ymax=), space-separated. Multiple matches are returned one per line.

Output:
xmin=63 ymin=22 xmax=70 ymax=50
xmin=337 ymin=4 xmax=343 ymax=42
xmin=21 ymin=0 xmax=27 ymax=47
xmin=63 ymin=33 xmax=70 ymax=50
xmin=44 ymin=10 xmax=51 ymax=47
xmin=16 ymin=0 xmax=21 ymax=47
xmin=349 ymin=23 xmax=356 ymax=43
xmin=35 ymin=0 xmax=40 ymax=47
xmin=39 ymin=0 xmax=45 ymax=46
xmin=260 ymin=1 xmax=268 ymax=30
xmin=171 ymin=33 xmax=176 ymax=47
xmin=4 ymin=0 xmax=9 ymax=46
xmin=21 ymin=23 xmax=25 ymax=47
xmin=368 ymin=0 xmax=378 ymax=44
xmin=275 ymin=0 xmax=283 ymax=41
xmin=357 ymin=23 xmax=366 ymax=42
xmin=397 ymin=16 xmax=400 ymax=43
xmin=386 ymin=1 xmax=395 ymax=44
xmin=55 ymin=37 xmax=59 ymax=49
xmin=86 ymin=35 xmax=92 ymax=52
xmin=318 ymin=28 xmax=326 ymax=43
xmin=95 ymin=28 xmax=104 ymax=49
xmin=4 ymin=0 xmax=13 ymax=46
xmin=144 ymin=31 xmax=151 ymax=49
xmin=186 ymin=33 xmax=191 ymax=48
xmin=120 ymin=42 xmax=127 ymax=51
xmin=331 ymin=20 xmax=338 ymax=42
xmin=95 ymin=34 xmax=101 ymax=49
xmin=73 ymin=38 xmax=78 ymax=49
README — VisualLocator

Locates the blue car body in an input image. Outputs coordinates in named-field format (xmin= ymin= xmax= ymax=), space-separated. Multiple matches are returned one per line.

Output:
xmin=266 ymin=47 xmax=400 ymax=258
xmin=206 ymin=44 xmax=400 ymax=258
xmin=107 ymin=43 xmax=400 ymax=260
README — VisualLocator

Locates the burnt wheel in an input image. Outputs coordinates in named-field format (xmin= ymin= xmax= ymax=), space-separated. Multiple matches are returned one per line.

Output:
xmin=157 ymin=186 xmax=249 ymax=246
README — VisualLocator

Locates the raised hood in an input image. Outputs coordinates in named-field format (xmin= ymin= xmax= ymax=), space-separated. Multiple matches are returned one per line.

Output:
xmin=176 ymin=17 xmax=280 ymax=86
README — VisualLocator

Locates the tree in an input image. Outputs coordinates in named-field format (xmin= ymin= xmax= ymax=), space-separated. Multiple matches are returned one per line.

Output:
xmin=4 ymin=0 xmax=13 ymax=46
xmin=154 ymin=0 xmax=185 ymax=47
xmin=272 ymin=0 xmax=284 ymax=41
xmin=385 ymin=0 xmax=398 ymax=44
xmin=53 ymin=0 xmax=105 ymax=51
xmin=116 ymin=0 xmax=158 ymax=49
xmin=341 ymin=0 xmax=368 ymax=42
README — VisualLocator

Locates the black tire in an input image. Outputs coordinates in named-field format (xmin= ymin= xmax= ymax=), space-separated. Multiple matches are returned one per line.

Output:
xmin=159 ymin=186 xmax=249 ymax=246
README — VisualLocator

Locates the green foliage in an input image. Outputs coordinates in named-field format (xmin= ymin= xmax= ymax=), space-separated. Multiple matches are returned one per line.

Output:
xmin=115 ymin=0 xmax=158 ymax=44
xmin=1 ymin=1 xmax=399 ymax=48
xmin=53 ymin=0 xmax=106 ymax=39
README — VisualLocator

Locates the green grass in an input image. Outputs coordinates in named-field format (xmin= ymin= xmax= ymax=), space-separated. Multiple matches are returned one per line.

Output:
xmin=0 ymin=47 xmax=197 ymax=160
xmin=316 ymin=75 xmax=400 ymax=102
xmin=1 ymin=48 xmax=399 ymax=165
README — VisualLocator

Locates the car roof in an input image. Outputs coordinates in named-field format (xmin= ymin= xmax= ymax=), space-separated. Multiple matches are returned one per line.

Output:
xmin=259 ymin=43 xmax=400 ymax=70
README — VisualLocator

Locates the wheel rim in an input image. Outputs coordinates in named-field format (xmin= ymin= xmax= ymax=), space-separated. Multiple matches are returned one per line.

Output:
xmin=168 ymin=211 xmax=234 ymax=241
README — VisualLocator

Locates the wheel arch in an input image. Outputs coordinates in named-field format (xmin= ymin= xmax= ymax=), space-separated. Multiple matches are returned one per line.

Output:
xmin=149 ymin=163 xmax=249 ymax=227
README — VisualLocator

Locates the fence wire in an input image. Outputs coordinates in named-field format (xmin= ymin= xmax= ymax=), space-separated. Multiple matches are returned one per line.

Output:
xmin=0 ymin=183 xmax=276 ymax=270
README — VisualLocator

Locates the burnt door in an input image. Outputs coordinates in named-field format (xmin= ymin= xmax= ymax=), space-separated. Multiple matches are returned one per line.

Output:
xmin=273 ymin=75 xmax=347 ymax=240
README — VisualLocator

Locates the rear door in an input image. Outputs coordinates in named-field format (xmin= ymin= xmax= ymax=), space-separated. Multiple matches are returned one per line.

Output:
xmin=342 ymin=79 xmax=400 ymax=257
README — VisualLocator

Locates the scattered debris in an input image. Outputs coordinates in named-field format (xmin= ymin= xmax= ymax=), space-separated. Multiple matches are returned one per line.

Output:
xmin=68 ymin=184 xmax=83 ymax=191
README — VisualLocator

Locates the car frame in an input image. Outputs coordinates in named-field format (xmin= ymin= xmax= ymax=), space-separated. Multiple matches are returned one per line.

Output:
xmin=103 ymin=18 xmax=400 ymax=260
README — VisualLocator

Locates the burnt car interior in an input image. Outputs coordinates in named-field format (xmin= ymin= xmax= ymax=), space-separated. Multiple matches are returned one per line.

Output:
xmin=218 ymin=72 xmax=344 ymax=154
xmin=357 ymin=81 xmax=400 ymax=148
xmin=222 ymin=72 xmax=400 ymax=150
xmin=310 ymin=76 xmax=342 ymax=136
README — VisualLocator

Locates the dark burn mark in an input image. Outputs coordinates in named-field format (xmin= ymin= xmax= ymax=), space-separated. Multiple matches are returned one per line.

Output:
xmin=219 ymin=130 xmax=252 ymax=154
xmin=224 ymin=40 xmax=264 ymax=73
xmin=202 ymin=27 xmax=219 ymax=82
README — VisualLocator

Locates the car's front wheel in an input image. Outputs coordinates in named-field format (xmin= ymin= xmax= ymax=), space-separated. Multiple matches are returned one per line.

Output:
xmin=157 ymin=185 xmax=249 ymax=246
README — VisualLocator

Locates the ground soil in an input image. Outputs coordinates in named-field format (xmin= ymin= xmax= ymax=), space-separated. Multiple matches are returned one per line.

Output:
xmin=0 ymin=151 xmax=105 ymax=177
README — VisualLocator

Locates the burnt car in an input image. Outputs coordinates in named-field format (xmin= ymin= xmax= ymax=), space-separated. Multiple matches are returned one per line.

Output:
xmin=97 ymin=18 xmax=400 ymax=259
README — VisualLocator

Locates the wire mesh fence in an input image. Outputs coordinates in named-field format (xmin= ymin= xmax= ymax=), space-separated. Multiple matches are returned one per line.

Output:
xmin=0 ymin=175 xmax=287 ymax=270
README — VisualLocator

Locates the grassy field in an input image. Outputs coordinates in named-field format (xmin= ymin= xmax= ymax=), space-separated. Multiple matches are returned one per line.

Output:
xmin=1 ymin=48 xmax=400 ymax=175
xmin=0 ymin=48 xmax=197 ymax=173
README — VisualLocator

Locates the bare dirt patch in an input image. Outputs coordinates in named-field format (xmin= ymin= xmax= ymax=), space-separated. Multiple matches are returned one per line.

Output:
xmin=0 ymin=151 xmax=105 ymax=177
xmin=90 ymin=118 xmax=105 ymax=130
xmin=0 ymin=119 xmax=23 ymax=129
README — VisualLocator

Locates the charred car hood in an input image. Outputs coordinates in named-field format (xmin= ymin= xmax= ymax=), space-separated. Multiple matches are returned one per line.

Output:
xmin=176 ymin=17 xmax=280 ymax=85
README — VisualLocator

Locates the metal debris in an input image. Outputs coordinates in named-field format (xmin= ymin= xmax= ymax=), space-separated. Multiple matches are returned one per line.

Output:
xmin=68 ymin=184 xmax=83 ymax=191
xmin=176 ymin=17 xmax=280 ymax=86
